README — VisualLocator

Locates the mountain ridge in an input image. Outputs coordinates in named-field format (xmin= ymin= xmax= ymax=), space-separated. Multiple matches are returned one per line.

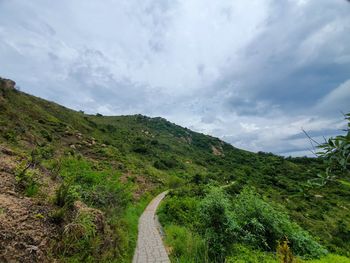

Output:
xmin=0 ymin=77 xmax=349 ymax=262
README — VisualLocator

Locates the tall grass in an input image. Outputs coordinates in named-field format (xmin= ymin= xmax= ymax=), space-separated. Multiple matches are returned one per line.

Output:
xmin=163 ymin=224 xmax=208 ymax=263
xmin=116 ymin=193 xmax=154 ymax=263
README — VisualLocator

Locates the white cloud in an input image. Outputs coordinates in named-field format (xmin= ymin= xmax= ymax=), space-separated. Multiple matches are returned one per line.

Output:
xmin=0 ymin=0 xmax=349 ymax=156
xmin=315 ymin=79 xmax=350 ymax=113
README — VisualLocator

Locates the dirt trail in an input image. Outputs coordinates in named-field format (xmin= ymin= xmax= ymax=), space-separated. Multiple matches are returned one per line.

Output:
xmin=132 ymin=191 xmax=170 ymax=263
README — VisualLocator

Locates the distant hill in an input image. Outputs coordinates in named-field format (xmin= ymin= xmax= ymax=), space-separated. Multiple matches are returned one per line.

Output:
xmin=0 ymin=77 xmax=349 ymax=262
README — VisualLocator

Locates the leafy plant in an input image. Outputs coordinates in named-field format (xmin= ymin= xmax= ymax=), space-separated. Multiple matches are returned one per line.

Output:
xmin=232 ymin=188 xmax=327 ymax=258
xmin=164 ymin=224 xmax=207 ymax=263
xmin=198 ymin=188 xmax=239 ymax=262
xmin=277 ymin=239 xmax=297 ymax=263
xmin=307 ymin=113 xmax=350 ymax=186
xmin=227 ymin=244 xmax=278 ymax=263
xmin=54 ymin=182 xmax=80 ymax=208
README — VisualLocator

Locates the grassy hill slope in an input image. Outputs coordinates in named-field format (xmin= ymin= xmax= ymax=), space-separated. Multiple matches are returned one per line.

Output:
xmin=0 ymin=78 xmax=349 ymax=262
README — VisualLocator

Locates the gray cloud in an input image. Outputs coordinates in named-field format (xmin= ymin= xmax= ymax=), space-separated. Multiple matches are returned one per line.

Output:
xmin=0 ymin=0 xmax=349 ymax=156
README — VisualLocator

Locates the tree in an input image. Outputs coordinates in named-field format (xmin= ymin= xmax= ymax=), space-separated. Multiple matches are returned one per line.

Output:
xmin=311 ymin=113 xmax=350 ymax=186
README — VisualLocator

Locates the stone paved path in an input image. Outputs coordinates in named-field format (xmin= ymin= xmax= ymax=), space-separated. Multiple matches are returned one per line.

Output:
xmin=133 ymin=191 xmax=170 ymax=263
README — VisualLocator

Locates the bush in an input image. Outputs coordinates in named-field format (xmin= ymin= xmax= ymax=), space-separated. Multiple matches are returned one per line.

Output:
xmin=84 ymin=179 xmax=130 ymax=209
xmin=167 ymin=176 xmax=184 ymax=189
xmin=164 ymin=225 xmax=207 ymax=263
xmin=49 ymin=208 xmax=66 ymax=224
xmin=232 ymin=188 xmax=327 ymax=258
xmin=61 ymin=210 xmax=100 ymax=258
xmin=158 ymin=196 xmax=198 ymax=227
xmin=154 ymin=158 xmax=182 ymax=170
xmin=305 ymin=254 xmax=350 ymax=263
xmin=15 ymin=161 xmax=40 ymax=197
xmin=54 ymin=182 xmax=81 ymax=208
xmin=57 ymin=157 xmax=130 ymax=211
xmin=226 ymin=244 xmax=278 ymax=263
xmin=198 ymin=188 xmax=239 ymax=262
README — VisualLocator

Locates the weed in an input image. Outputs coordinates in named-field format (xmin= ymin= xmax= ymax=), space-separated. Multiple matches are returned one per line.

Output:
xmin=49 ymin=208 xmax=66 ymax=224
xmin=34 ymin=213 xmax=45 ymax=220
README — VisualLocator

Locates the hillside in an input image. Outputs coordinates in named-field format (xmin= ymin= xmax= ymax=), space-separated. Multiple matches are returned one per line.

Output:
xmin=0 ymin=77 xmax=349 ymax=262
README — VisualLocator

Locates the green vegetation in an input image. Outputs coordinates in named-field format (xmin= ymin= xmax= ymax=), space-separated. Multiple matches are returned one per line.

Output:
xmin=314 ymin=113 xmax=350 ymax=186
xmin=163 ymin=224 xmax=207 ymax=262
xmin=159 ymin=187 xmax=327 ymax=262
xmin=0 ymin=79 xmax=349 ymax=262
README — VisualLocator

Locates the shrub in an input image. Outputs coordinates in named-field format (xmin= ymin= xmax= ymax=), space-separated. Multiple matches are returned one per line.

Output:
xmin=164 ymin=225 xmax=207 ymax=263
xmin=198 ymin=188 xmax=239 ymax=262
xmin=305 ymin=254 xmax=350 ymax=263
xmin=277 ymin=239 xmax=297 ymax=263
xmin=49 ymin=208 xmax=66 ymax=224
xmin=84 ymin=179 xmax=130 ymax=209
xmin=4 ymin=130 xmax=17 ymax=142
xmin=15 ymin=161 xmax=40 ymax=197
xmin=154 ymin=158 xmax=182 ymax=170
xmin=226 ymin=244 xmax=278 ymax=263
xmin=158 ymin=196 xmax=198 ymax=227
xmin=167 ymin=176 xmax=184 ymax=189
xmin=232 ymin=188 xmax=327 ymax=258
xmin=54 ymin=182 xmax=81 ymax=208
xmin=61 ymin=210 xmax=100 ymax=257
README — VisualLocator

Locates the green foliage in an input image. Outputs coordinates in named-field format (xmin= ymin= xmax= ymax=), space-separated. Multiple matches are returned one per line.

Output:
xmin=232 ymin=188 xmax=327 ymax=258
xmin=164 ymin=224 xmax=207 ymax=263
xmin=60 ymin=210 xmax=100 ymax=260
xmin=315 ymin=113 xmax=350 ymax=185
xmin=158 ymin=195 xmax=198 ymax=226
xmin=226 ymin=244 xmax=278 ymax=263
xmin=304 ymin=254 xmax=350 ymax=263
xmin=154 ymin=157 xmax=183 ymax=170
xmin=49 ymin=208 xmax=66 ymax=224
xmin=4 ymin=130 xmax=17 ymax=142
xmin=58 ymin=157 xmax=130 ymax=210
xmin=166 ymin=176 xmax=185 ymax=189
xmin=54 ymin=182 xmax=81 ymax=208
xmin=161 ymin=187 xmax=330 ymax=262
xmin=276 ymin=239 xmax=298 ymax=263
xmin=15 ymin=161 xmax=40 ymax=197
xmin=115 ymin=195 xmax=153 ymax=263
xmin=198 ymin=188 xmax=239 ymax=262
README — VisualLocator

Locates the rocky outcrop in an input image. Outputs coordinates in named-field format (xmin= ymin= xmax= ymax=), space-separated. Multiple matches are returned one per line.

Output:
xmin=0 ymin=77 xmax=16 ymax=90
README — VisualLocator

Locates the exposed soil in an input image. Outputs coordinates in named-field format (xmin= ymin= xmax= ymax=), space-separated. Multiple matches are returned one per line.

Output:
xmin=0 ymin=146 xmax=59 ymax=263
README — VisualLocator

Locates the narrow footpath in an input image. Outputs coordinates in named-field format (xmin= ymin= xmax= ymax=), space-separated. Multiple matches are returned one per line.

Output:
xmin=132 ymin=191 xmax=170 ymax=263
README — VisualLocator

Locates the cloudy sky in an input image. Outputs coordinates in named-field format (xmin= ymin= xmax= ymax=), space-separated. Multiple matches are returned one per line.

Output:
xmin=0 ymin=0 xmax=349 ymax=156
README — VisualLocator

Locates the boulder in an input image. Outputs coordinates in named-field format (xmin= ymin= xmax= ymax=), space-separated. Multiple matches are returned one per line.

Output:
xmin=0 ymin=77 xmax=16 ymax=89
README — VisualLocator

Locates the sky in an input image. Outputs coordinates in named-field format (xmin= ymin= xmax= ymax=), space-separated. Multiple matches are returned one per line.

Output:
xmin=0 ymin=0 xmax=349 ymax=156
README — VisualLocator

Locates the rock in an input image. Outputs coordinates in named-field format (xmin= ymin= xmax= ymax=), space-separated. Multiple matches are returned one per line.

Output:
xmin=69 ymin=144 xmax=76 ymax=149
xmin=6 ymin=190 xmax=17 ymax=196
xmin=211 ymin=145 xmax=224 ymax=156
xmin=26 ymin=245 xmax=39 ymax=253
xmin=0 ymin=78 xmax=16 ymax=89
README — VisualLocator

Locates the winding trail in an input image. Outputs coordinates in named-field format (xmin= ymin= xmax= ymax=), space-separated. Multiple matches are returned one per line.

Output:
xmin=132 ymin=191 xmax=170 ymax=263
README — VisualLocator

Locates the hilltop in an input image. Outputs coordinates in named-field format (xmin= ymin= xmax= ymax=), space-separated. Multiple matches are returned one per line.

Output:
xmin=0 ymin=78 xmax=349 ymax=262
